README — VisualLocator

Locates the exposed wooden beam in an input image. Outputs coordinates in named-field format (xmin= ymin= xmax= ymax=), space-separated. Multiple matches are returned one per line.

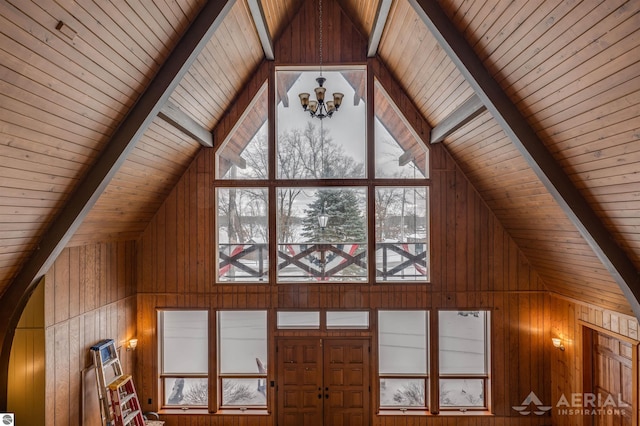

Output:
xmin=159 ymin=100 xmax=214 ymax=147
xmin=0 ymin=0 xmax=236 ymax=409
xmin=248 ymin=0 xmax=274 ymax=60
xmin=367 ymin=0 xmax=392 ymax=58
xmin=409 ymin=0 xmax=640 ymax=319
xmin=430 ymin=94 xmax=486 ymax=143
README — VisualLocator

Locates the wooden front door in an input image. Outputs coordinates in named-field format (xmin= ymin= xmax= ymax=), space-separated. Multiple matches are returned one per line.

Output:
xmin=592 ymin=331 xmax=634 ymax=426
xmin=277 ymin=338 xmax=370 ymax=426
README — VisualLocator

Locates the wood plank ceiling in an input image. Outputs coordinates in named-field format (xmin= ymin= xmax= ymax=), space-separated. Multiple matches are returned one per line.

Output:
xmin=0 ymin=0 xmax=639 ymax=317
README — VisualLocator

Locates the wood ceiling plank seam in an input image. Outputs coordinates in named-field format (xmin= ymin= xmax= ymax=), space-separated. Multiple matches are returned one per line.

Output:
xmin=157 ymin=100 xmax=213 ymax=147
xmin=561 ymin=142 xmax=640 ymax=173
xmin=119 ymin=157 xmax=196 ymax=182
xmin=569 ymin=168 xmax=640 ymax=188
xmin=0 ymin=197 xmax=61 ymax=209
xmin=0 ymin=108 xmax=104 ymax=157
xmin=0 ymin=148 xmax=87 ymax=176
xmin=0 ymin=188 xmax=64 ymax=203
xmin=376 ymin=0 xmax=412 ymax=71
xmin=0 ymin=175 xmax=71 ymax=195
xmin=121 ymin=154 xmax=194 ymax=178
xmin=429 ymin=82 xmax=477 ymax=124
xmin=157 ymin=0 xmax=192 ymax=34
xmin=0 ymin=167 xmax=78 ymax=188
xmin=536 ymin=84 xmax=640 ymax=144
xmin=483 ymin=0 xmax=561 ymax=77
xmin=0 ymin=0 xmax=237 ymax=407
xmin=124 ymin=151 xmax=198 ymax=176
xmin=472 ymin=0 xmax=532 ymax=62
xmin=135 ymin=0 xmax=178 ymax=45
xmin=444 ymin=111 xmax=500 ymax=145
xmin=547 ymin=94 xmax=640 ymax=143
xmin=0 ymin=73 xmax=119 ymax=133
xmin=390 ymin=10 xmax=434 ymax=84
xmin=209 ymin=23 xmax=249 ymax=85
xmin=445 ymin=0 xmax=471 ymax=27
xmin=89 ymin=0 xmax=169 ymax=65
xmin=168 ymin=88 xmax=218 ymax=128
xmin=174 ymin=73 xmax=226 ymax=123
xmin=459 ymin=0 xmax=512 ymax=49
xmin=0 ymin=124 xmax=98 ymax=166
xmin=548 ymin=120 xmax=640 ymax=156
xmin=0 ymin=92 xmax=106 ymax=143
xmin=516 ymin=15 xmax=640 ymax=115
xmin=142 ymin=130 xmax=203 ymax=161
xmin=531 ymin=65 xmax=640 ymax=130
xmin=453 ymin=0 xmax=485 ymax=36
xmin=148 ymin=118 xmax=205 ymax=150
xmin=536 ymin=271 xmax=623 ymax=289
xmin=3 ymin=0 xmax=148 ymax=98
xmin=500 ymin=0 xmax=620 ymax=96
xmin=172 ymin=0 xmax=206 ymax=21
xmin=0 ymin=26 xmax=133 ymax=115
xmin=408 ymin=51 xmax=458 ymax=110
xmin=492 ymin=0 xmax=591 ymax=88
xmin=225 ymin=3 xmax=265 ymax=71
xmin=430 ymin=93 xmax=486 ymax=142
xmin=199 ymin=40 xmax=242 ymax=99
xmin=448 ymin=126 xmax=510 ymax=155
xmin=584 ymin=181 xmax=640 ymax=197
xmin=55 ymin=0 xmax=160 ymax=85
xmin=218 ymin=3 xmax=257 ymax=67
xmin=425 ymin=76 xmax=473 ymax=122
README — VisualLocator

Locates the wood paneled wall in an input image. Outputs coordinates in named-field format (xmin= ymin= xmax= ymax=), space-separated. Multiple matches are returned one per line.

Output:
xmin=135 ymin=143 xmax=553 ymax=425
xmin=43 ymin=241 xmax=137 ymax=426
xmin=8 ymin=277 xmax=45 ymax=425
xmin=551 ymin=295 xmax=640 ymax=426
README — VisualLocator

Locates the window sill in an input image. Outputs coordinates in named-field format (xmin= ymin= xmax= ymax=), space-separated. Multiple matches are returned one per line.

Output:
xmin=159 ymin=408 xmax=270 ymax=416
xmin=378 ymin=410 xmax=493 ymax=416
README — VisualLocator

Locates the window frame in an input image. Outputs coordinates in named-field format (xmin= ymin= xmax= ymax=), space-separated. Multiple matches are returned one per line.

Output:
xmin=376 ymin=309 xmax=492 ymax=414
xmin=158 ymin=309 xmax=210 ymax=410
xmin=377 ymin=310 xmax=430 ymax=411
xmin=215 ymin=309 xmax=269 ymax=411
xmin=212 ymin=64 xmax=432 ymax=286
xmin=437 ymin=310 xmax=491 ymax=412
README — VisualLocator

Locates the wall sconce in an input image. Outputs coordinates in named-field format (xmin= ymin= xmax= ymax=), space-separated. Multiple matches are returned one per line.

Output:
xmin=127 ymin=338 xmax=138 ymax=351
xmin=551 ymin=337 xmax=565 ymax=351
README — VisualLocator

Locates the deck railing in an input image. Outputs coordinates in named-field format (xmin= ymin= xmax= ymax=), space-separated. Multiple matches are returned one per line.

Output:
xmin=218 ymin=242 xmax=428 ymax=282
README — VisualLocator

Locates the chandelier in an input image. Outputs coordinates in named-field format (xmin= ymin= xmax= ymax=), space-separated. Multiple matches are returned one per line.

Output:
xmin=298 ymin=0 xmax=344 ymax=119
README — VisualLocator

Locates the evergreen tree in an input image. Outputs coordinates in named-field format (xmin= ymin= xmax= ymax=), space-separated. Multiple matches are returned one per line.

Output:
xmin=300 ymin=189 xmax=366 ymax=243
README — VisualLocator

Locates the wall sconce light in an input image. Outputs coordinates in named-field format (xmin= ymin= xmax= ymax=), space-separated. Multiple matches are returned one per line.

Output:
xmin=551 ymin=337 xmax=565 ymax=351
xmin=127 ymin=338 xmax=138 ymax=351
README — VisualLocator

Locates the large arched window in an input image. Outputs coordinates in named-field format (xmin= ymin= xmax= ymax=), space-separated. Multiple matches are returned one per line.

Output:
xmin=214 ymin=66 xmax=429 ymax=284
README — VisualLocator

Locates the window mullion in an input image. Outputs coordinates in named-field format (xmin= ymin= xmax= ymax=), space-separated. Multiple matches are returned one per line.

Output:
xmin=430 ymin=310 xmax=439 ymax=414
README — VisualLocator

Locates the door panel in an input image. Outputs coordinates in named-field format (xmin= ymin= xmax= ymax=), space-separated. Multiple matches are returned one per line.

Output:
xmin=324 ymin=340 xmax=369 ymax=426
xmin=593 ymin=332 xmax=633 ymax=426
xmin=278 ymin=339 xmax=323 ymax=426
xmin=278 ymin=338 xmax=370 ymax=426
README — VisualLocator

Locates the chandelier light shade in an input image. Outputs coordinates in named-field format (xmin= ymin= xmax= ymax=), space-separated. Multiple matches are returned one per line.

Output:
xmin=299 ymin=78 xmax=344 ymax=119
xmin=298 ymin=0 xmax=344 ymax=120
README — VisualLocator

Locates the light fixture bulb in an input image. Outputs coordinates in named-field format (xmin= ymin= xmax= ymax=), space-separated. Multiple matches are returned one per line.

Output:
xmin=127 ymin=338 xmax=138 ymax=351
xmin=551 ymin=337 xmax=564 ymax=351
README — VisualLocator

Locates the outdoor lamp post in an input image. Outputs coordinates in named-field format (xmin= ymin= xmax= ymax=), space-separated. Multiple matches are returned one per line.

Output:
xmin=318 ymin=203 xmax=329 ymax=279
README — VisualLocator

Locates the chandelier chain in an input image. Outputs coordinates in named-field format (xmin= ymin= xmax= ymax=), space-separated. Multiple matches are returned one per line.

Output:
xmin=319 ymin=0 xmax=323 ymax=74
